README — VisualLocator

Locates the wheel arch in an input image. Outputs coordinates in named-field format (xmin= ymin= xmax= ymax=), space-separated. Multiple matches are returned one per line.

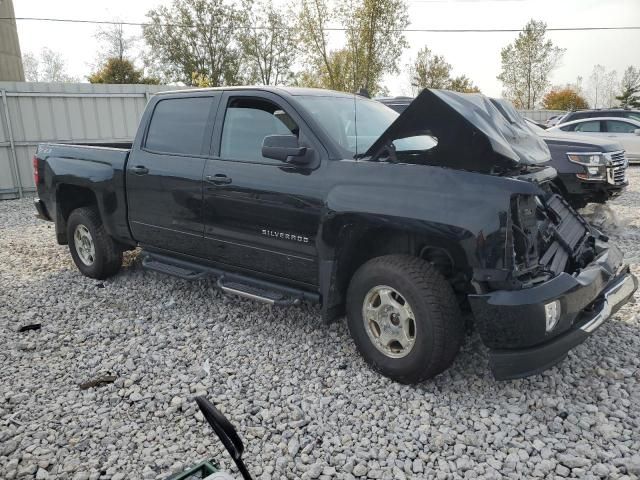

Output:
xmin=55 ymin=184 xmax=99 ymax=245
xmin=319 ymin=216 xmax=474 ymax=322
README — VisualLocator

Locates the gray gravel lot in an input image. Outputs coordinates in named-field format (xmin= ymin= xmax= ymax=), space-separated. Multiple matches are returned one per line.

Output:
xmin=2 ymin=171 xmax=640 ymax=480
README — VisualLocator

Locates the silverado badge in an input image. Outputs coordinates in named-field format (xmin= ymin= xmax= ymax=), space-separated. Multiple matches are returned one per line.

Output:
xmin=261 ymin=229 xmax=309 ymax=243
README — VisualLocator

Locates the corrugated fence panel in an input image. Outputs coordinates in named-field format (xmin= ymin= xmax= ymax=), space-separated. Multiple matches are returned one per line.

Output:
xmin=518 ymin=109 xmax=565 ymax=123
xmin=0 ymin=81 xmax=185 ymax=199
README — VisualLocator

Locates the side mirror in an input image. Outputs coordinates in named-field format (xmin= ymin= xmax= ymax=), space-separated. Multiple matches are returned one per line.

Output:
xmin=195 ymin=397 xmax=253 ymax=480
xmin=634 ymin=129 xmax=640 ymax=136
xmin=262 ymin=135 xmax=309 ymax=164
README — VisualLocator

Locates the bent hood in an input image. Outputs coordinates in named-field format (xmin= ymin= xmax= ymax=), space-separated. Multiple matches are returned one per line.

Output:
xmin=366 ymin=89 xmax=551 ymax=173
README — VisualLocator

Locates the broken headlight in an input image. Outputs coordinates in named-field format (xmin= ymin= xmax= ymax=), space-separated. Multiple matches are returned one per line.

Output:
xmin=567 ymin=153 xmax=606 ymax=181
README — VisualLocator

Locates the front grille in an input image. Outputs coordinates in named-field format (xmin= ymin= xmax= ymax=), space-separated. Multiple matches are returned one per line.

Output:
xmin=608 ymin=151 xmax=627 ymax=185
xmin=539 ymin=194 xmax=590 ymax=274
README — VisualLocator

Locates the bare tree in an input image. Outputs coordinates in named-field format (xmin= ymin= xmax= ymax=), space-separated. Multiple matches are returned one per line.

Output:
xmin=22 ymin=52 xmax=40 ymax=82
xmin=22 ymin=48 xmax=77 ymax=82
xmin=587 ymin=65 xmax=618 ymax=108
xmin=94 ymin=22 xmax=138 ymax=62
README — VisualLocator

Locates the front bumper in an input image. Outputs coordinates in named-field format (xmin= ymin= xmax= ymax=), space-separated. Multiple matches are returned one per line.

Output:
xmin=558 ymin=172 xmax=627 ymax=201
xmin=469 ymin=244 xmax=637 ymax=380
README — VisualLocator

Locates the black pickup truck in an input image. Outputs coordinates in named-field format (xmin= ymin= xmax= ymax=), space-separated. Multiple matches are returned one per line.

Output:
xmin=33 ymin=87 xmax=637 ymax=383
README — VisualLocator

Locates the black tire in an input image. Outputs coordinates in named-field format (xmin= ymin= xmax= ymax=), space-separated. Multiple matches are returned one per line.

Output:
xmin=346 ymin=255 xmax=464 ymax=384
xmin=67 ymin=206 xmax=122 ymax=279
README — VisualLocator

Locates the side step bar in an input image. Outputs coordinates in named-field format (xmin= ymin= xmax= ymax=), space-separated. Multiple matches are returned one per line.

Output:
xmin=142 ymin=256 xmax=208 ymax=280
xmin=217 ymin=278 xmax=300 ymax=306
xmin=140 ymin=252 xmax=319 ymax=306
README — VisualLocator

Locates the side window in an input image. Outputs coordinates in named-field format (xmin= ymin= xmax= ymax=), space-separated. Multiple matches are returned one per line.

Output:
xmin=145 ymin=97 xmax=214 ymax=155
xmin=606 ymin=120 xmax=636 ymax=133
xmin=220 ymin=98 xmax=298 ymax=163
xmin=573 ymin=120 xmax=601 ymax=133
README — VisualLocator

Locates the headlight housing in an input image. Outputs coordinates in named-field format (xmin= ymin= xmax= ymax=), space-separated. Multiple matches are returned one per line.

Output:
xmin=567 ymin=153 xmax=606 ymax=181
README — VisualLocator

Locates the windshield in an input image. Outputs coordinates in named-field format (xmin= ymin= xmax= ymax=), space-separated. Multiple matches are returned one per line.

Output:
xmin=297 ymin=95 xmax=398 ymax=157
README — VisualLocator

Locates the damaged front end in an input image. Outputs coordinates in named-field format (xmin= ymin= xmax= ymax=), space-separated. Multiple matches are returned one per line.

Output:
xmin=366 ymin=88 xmax=637 ymax=379
xmin=469 ymin=189 xmax=637 ymax=379
xmin=506 ymin=192 xmax=597 ymax=289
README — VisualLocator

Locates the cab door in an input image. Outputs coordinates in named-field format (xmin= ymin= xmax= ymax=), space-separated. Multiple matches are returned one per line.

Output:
xmin=201 ymin=91 xmax=326 ymax=286
xmin=126 ymin=93 xmax=219 ymax=256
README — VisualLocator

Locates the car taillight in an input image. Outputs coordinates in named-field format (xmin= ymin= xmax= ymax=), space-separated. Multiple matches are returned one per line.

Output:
xmin=33 ymin=156 xmax=39 ymax=185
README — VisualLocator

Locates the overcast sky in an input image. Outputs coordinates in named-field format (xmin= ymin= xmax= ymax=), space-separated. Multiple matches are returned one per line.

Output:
xmin=14 ymin=0 xmax=640 ymax=97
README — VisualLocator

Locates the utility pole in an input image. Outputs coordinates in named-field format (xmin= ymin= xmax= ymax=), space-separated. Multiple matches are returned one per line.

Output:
xmin=0 ymin=0 xmax=25 ymax=81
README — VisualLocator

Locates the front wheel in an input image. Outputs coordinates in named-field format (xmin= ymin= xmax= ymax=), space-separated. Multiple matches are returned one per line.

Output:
xmin=346 ymin=255 xmax=464 ymax=384
xmin=67 ymin=207 xmax=122 ymax=279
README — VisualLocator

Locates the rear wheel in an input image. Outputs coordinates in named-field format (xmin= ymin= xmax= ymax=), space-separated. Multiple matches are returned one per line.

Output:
xmin=67 ymin=207 xmax=122 ymax=279
xmin=346 ymin=255 xmax=464 ymax=383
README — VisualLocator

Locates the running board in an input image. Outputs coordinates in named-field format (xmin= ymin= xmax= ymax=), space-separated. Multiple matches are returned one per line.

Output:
xmin=140 ymin=252 xmax=318 ymax=306
xmin=217 ymin=278 xmax=301 ymax=306
xmin=142 ymin=256 xmax=208 ymax=280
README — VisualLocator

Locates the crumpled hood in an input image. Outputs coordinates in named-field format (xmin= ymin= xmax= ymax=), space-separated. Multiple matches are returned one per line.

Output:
xmin=366 ymin=89 xmax=551 ymax=173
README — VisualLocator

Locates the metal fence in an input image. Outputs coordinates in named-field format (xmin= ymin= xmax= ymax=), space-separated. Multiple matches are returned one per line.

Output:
xmin=518 ymin=109 xmax=565 ymax=123
xmin=0 ymin=82 xmax=184 ymax=200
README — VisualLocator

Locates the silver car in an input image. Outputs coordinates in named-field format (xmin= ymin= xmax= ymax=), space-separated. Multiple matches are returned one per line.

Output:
xmin=550 ymin=117 xmax=640 ymax=164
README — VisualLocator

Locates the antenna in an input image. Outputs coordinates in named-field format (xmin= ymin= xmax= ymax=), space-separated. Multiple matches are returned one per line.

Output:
xmin=354 ymin=90 xmax=358 ymax=158
xmin=351 ymin=21 xmax=359 ymax=158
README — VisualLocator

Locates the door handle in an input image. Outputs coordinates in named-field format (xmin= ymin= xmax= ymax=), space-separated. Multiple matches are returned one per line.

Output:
xmin=206 ymin=174 xmax=232 ymax=185
xmin=131 ymin=165 xmax=149 ymax=175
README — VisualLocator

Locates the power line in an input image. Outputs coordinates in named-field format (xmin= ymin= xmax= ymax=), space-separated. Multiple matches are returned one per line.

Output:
xmin=2 ymin=16 xmax=640 ymax=33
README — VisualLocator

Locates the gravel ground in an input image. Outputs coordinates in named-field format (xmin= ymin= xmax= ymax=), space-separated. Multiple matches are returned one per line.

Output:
xmin=2 ymin=171 xmax=640 ymax=480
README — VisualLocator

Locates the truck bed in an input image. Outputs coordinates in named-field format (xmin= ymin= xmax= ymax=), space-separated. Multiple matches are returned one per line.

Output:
xmin=35 ymin=142 xmax=133 ymax=246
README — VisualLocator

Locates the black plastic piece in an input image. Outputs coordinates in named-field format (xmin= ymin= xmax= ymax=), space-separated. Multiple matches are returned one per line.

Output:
xmin=195 ymin=397 xmax=253 ymax=480
xmin=34 ymin=199 xmax=51 ymax=221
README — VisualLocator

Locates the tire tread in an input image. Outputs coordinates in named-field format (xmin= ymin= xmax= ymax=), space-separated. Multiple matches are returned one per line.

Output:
xmin=67 ymin=206 xmax=122 ymax=279
xmin=347 ymin=254 xmax=464 ymax=383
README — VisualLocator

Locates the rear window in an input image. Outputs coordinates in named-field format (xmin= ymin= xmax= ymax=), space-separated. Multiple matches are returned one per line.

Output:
xmin=145 ymin=97 xmax=214 ymax=155
xmin=626 ymin=112 xmax=640 ymax=122
xmin=606 ymin=120 xmax=637 ymax=133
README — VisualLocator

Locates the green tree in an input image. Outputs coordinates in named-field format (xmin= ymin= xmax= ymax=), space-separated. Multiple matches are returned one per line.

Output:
xmin=616 ymin=66 xmax=640 ymax=108
xmin=297 ymin=0 xmax=409 ymax=94
xmin=293 ymin=48 xmax=355 ymax=92
xmin=542 ymin=87 xmax=588 ymax=110
xmin=411 ymin=47 xmax=452 ymax=90
xmin=88 ymin=58 xmax=159 ymax=84
xmin=410 ymin=48 xmax=480 ymax=93
xmin=143 ymin=0 xmax=247 ymax=86
xmin=448 ymin=75 xmax=481 ymax=93
xmin=497 ymin=20 xmax=565 ymax=109
xmin=298 ymin=0 xmax=337 ymax=89
xmin=340 ymin=0 xmax=409 ymax=94
xmin=240 ymin=0 xmax=297 ymax=85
